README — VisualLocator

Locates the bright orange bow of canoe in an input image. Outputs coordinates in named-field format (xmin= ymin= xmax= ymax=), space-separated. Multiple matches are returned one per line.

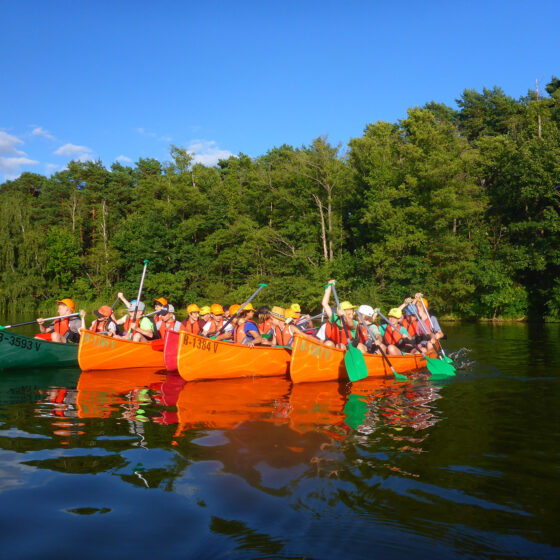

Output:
xmin=78 ymin=329 xmax=165 ymax=371
xmin=176 ymin=331 xmax=291 ymax=382
xmin=289 ymin=332 xmax=433 ymax=383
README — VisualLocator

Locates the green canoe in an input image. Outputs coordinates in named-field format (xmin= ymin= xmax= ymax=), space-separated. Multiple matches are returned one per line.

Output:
xmin=0 ymin=331 xmax=79 ymax=370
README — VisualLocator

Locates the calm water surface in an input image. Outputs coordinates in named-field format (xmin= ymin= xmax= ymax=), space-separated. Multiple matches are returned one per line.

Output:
xmin=0 ymin=322 xmax=559 ymax=559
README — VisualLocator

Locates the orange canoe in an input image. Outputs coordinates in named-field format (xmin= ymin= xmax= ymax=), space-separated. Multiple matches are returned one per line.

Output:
xmin=176 ymin=331 xmax=291 ymax=382
xmin=290 ymin=332 xmax=433 ymax=383
xmin=78 ymin=329 xmax=165 ymax=371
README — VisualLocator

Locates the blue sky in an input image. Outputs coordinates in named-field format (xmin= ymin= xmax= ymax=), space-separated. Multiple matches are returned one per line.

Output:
xmin=1 ymin=0 xmax=558 ymax=182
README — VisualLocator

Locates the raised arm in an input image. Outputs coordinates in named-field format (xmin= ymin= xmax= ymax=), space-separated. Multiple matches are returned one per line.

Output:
xmin=321 ymin=280 xmax=336 ymax=319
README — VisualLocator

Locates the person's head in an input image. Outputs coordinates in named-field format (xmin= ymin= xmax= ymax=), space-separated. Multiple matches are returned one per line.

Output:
xmin=339 ymin=301 xmax=356 ymax=322
xmin=158 ymin=304 xmax=175 ymax=321
xmin=186 ymin=303 xmax=200 ymax=321
xmin=94 ymin=305 xmax=112 ymax=323
xmin=223 ymin=304 xmax=231 ymax=318
xmin=228 ymin=304 xmax=241 ymax=323
xmin=210 ymin=303 xmax=224 ymax=320
xmin=270 ymin=306 xmax=285 ymax=327
xmin=417 ymin=298 xmax=429 ymax=317
xmin=154 ymin=297 xmax=168 ymax=312
xmin=284 ymin=308 xmax=300 ymax=324
xmin=404 ymin=304 xmax=417 ymax=319
xmin=388 ymin=307 xmax=402 ymax=326
xmin=56 ymin=298 xmax=75 ymax=316
xmin=239 ymin=302 xmax=257 ymax=319
xmin=199 ymin=306 xmax=211 ymax=322
xmin=257 ymin=305 xmax=271 ymax=322
xmin=290 ymin=303 xmax=301 ymax=314
xmin=128 ymin=300 xmax=146 ymax=317
xmin=357 ymin=305 xmax=375 ymax=324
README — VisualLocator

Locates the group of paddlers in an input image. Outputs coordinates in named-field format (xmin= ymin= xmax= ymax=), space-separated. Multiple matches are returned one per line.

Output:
xmin=37 ymin=280 xmax=445 ymax=356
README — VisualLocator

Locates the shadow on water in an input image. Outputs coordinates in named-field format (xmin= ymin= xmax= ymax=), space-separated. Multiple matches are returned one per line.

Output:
xmin=0 ymin=323 xmax=558 ymax=559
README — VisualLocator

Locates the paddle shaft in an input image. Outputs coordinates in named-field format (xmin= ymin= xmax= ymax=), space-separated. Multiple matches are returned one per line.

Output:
xmin=418 ymin=297 xmax=448 ymax=358
xmin=0 ymin=313 xmax=80 ymax=330
xmin=330 ymin=284 xmax=357 ymax=347
xmin=377 ymin=310 xmax=426 ymax=355
xmin=355 ymin=310 xmax=405 ymax=380
xmin=411 ymin=307 xmax=446 ymax=360
xmin=129 ymin=260 xmax=149 ymax=338
xmin=213 ymin=283 xmax=267 ymax=338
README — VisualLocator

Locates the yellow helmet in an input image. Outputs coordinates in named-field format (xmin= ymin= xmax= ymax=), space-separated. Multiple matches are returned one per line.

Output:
xmin=199 ymin=306 xmax=211 ymax=315
xmin=187 ymin=304 xmax=200 ymax=314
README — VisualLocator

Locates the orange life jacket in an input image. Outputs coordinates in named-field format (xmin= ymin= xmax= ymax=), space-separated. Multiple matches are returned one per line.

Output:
xmin=401 ymin=317 xmax=417 ymax=337
xmin=325 ymin=318 xmax=357 ymax=346
xmin=157 ymin=319 xmax=179 ymax=340
xmin=205 ymin=317 xmax=224 ymax=335
xmin=273 ymin=325 xmax=288 ymax=346
xmin=54 ymin=318 xmax=70 ymax=336
xmin=234 ymin=321 xmax=259 ymax=344
xmin=415 ymin=318 xmax=432 ymax=337
xmin=383 ymin=324 xmax=403 ymax=346
xmin=180 ymin=319 xmax=202 ymax=335
xmin=90 ymin=319 xmax=108 ymax=333
xmin=124 ymin=317 xmax=140 ymax=333
xmin=259 ymin=318 xmax=273 ymax=334
xmin=281 ymin=324 xmax=296 ymax=347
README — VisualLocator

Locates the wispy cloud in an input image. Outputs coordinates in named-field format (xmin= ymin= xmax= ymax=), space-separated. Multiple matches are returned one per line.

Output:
xmin=31 ymin=126 xmax=56 ymax=141
xmin=187 ymin=139 xmax=233 ymax=167
xmin=45 ymin=163 xmax=59 ymax=174
xmin=116 ymin=154 xmax=132 ymax=163
xmin=0 ymin=131 xmax=25 ymax=156
xmin=54 ymin=143 xmax=94 ymax=158
xmin=135 ymin=127 xmax=172 ymax=142
xmin=0 ymin=156 xmax=39 ymax=179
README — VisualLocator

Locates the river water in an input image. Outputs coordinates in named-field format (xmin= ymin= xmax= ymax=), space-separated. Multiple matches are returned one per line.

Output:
xmin=0 ymin=322 xmax=558 ymax=559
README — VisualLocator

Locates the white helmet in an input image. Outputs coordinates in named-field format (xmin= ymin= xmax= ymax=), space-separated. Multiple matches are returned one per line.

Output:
xmin=358 ymin=305 xmax=375 ymax=317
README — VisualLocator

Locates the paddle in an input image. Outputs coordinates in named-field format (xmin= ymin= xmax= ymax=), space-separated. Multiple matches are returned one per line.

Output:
xmin=355 ymin=309 xmax=407 ymax=381
xmin=329 ymin=283 xmax=369 ymax=382
xmin=377 ymin=310 xmax=455 ymax=379
xmin=211 ymin=283 xmax=267 ymax=340
xmin=128 ymin=259 xmax=149 ymax=340
xmin=417 ymin=297 xmax=454 ymax=364
xmin=0 ymin=313 xmax=80 ymax=330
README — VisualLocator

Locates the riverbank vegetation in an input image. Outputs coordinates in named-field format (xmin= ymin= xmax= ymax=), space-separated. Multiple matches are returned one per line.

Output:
xmin=1 ymin=79 xmax=559 ymax=320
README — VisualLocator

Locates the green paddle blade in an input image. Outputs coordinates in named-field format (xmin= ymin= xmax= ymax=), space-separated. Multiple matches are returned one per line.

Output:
xmin=426 ymin=357 xmax=456 ymax=378
xmin=343 ymin=394 xmax=368 ymax=429
xmin=344 ymin=345 xmax=369 ymax=382
xmin=393 ymin=370 xmax=408 ymax=381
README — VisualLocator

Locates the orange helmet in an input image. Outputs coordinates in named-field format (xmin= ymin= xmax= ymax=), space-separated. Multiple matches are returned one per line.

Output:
xmin=154 ymin=297 xmax=168 ymax=306
xmin=210 ymin=303 xmax=224 ymax=315
xmin=57 ymin=298 xmax=76 ymax=312
xmin=421 ymin=298 xmax=428 ymax=309
xmin=229 ymin=304 xmax=241 ymax=316
xmin=187 ymin=304 xmax=200 ymax=314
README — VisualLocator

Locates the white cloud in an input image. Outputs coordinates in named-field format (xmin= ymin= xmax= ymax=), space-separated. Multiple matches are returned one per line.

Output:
xmin=0 ymin=131 xmax=25 ymax=156
xmin=0 ymin=156 xmax=39 ymax=180
xmin=187 ymin=139 xmax=234 ymax=167
xmin=54 ymin=143 xmax=93 ymax=157
xmin=31 ymin=126 xmax=55 ymax=140
xmin=116 ymin=154 xmax=132 ymax=163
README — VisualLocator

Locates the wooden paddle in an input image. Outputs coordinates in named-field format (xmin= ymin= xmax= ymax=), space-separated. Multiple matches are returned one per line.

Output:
xmin=329 ymin=283 xmax=369 ymax=382
xmin=0 ymin=313 xmax=80 ymax=330
xmin=355 ymin=309 xmax=407 ymax=381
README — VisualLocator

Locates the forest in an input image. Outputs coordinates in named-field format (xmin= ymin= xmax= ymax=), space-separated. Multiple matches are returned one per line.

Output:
xmin=1 ymin=79 xmax=559 ymax=320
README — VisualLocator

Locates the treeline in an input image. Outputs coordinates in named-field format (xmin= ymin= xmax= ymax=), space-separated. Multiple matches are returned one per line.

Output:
xmin=1 ymin=79 xmax=560 ymax=320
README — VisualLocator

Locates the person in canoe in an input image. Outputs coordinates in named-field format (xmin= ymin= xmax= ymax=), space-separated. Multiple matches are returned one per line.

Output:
xmin=270 ymin=306 xmax=289 ymax=345
xmin=114 ymin=301 xmax=155 ymax=342
xmin=202 ymin=304 xmax=232 ymax=340
xmin=155 ymin=304 xmax=181 ymax=338
xmin=79 ymin=305 xmax=118 ymax=335
xmin=401 ymin=303 xmax=436 ymax=354
xmin=199 ymin=306 xmax=212 ymax=324
xmin=356 ymin=305 xmax=387 ymax=354
xmin=180 ymin=304 xmax=205 ymax=334
xmin=233 ymin=303 xmax=264 ymax=347
xmin=321 ymin=280 xmax=366 ymax=352
xmin=37 ymin=298 xmax=82 ymax=343
xmin=413 ymin=293 xmax=445 ymax=342
xmin=380 ymin=307 xmax=421 ymax=355
xmin=257 ymin=306 xmax=273 ymax=338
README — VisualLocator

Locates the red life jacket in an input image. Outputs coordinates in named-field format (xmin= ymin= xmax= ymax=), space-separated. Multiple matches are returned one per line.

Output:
xmin=90 ymin=319 xmax=107 ymax=333
xmin=180 ymin=319 xmax=202 ymax=335
xmin=158 ymin=319 xmax=178 ymax=340
xmin=259 ymin=318 xmax=273 ymax=334
xmin=274 ymin=325 xmax=287 ymax=346
xmin=402 ymin=317 xmax=417 ymax=337
xmin=206 ymin=317 xmax=224 ymax=334
xmin=124 ymin=317 xmax=140 ymax=333
xmin=54 ymin=318 xmax=70 ymax=336
xmin=383 ymin=324 xmax=403 ymax=346
xmin=325 ymin=319 xmax=357 ymax=346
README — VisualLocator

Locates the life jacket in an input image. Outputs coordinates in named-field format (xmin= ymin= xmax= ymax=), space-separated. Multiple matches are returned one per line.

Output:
xmin=325 ymin=318 xmax=357 ymax=346
xmin=90 ymin=319 xmax=108 ymax=333
xmin=205 ymin=317 xmax=224 ymax=335
xmin=415 ymin=318 xmax=432 ymax=336
xmin=180 ymin=319 xmax=203 ymax=335
xmin=401 ymin=317 xmax=417 ymax=337
xmin=358 ymin=324 xmax=370 ymax=344
xmin=234 ymin=320 xmax=259 ymax=345
xmin=383 ymin=324 xmax=403 ymax=346
xmin=273 ymin=325 xmax=288 ymax=346
xmin=259 ymin=318 xmax=273 ymax=334
xmin=124 ymin=317 xmax=140 ymax=333
xmin=124 ymin=316 xmax=158 ymax=339
xmin=54 ymin=318 xmax=70 ymax=336
xmin=281 ymin=324 xmax=295 ymax=347
xmin=157 ymin=319 xmax=180 ymax=340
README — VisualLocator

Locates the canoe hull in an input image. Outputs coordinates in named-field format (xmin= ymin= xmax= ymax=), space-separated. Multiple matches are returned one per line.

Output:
xmin=78 ymin=330 xmax=165 ymax=371
xmin=176 ymin=331 xmax=291 ymax=382
xmin=290 ymin=332 xmax=432 ymax=383
xmin=163 ymin=330 xmax=179 ymax=372
xmin=0 ymin=331 xmax=78 ymax=370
